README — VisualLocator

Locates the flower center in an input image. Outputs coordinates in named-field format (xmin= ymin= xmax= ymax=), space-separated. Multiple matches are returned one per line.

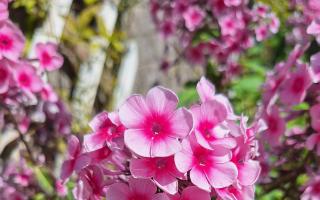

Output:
xmin=152 ymin=123 xmax=162 ymax=135
xmin=0 ymin=34 xmax=13 ymax=50
xmin=156 ymin=159 xmax=167 ymax=169
xmin=18 ymin=73 xmax=31 ymax=87
xmin=41 ymin=51 xmax=52 ymax=65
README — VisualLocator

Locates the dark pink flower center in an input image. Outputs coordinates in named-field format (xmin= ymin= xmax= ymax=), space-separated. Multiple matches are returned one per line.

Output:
xmin=312 ymin=182 xmax=320 ymax=193
xmin=156 ymin=158 xmax=167 ymax=169
xmin=0 ymin=34 xmax=13 ymax=50
xmin=18 ymin=73 xmax=31 ymax=87
xmin=41 ymin=51 xmax=52 ymax=65
xmin=143 ymin=114 xmax=171 ymax=139
xmin=198 ymin=121 xmax=216 ymax=141
xmin=194 ymin=148 xmax=211 ymax=167
xmin=291 ymin=76 xmax=305 ymax=93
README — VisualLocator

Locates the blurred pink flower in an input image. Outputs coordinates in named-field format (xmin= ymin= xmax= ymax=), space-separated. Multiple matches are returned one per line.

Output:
xmin=0 ymin=21 xmax=25 ymax=61
xmin=279 ymin=63 xmax=312 ymax=105
xmin=0 ymin=60 xmax=10 ymax=94
xmin=106 ymin=178 xmax=169 ymax=200
xmin=60 ymin=136 xmax=91 ymax=181
xmin=14 ymin=63 xmax=43 ymax=93
xmin=84 ymin=111 xmax=125 ymax=151
xmin=40 ymin=83 xmax=58 ymax=102
xmin=306 ymin=133 xmax=320 ymax=155
xmin=262 ymin=106 xmax=285 ymax=146
xmin=215 ymin=184 xmax=255 ymax=200
xmin=224 ymin=0 xmax=242 ymax=7
xmin=310 ymin=104 xmax=320 ymax=132
xmin=130 ymin=156 xmax=185 ymax=194
xmin=183 ymin=6 xmax=205 ymax=31
xmin=0 ymin=2 xmax=8 ymax=21
xmin=36 ymin=42 xmax=63 ymax=71
xmin=119 ymin=86 xmax=193 ymax=157
xmin=301 ymin=175 xmax=320 ymax=200
xmin=219 ymin=14 xmax=244 ymax=36
xmin=310 ymin=52 xmax=320 ymax=83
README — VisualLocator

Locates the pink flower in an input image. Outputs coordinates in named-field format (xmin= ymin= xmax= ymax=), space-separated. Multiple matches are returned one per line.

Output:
xmin=0 ymin=21 xmax=25 ymax=61
xmin=219 ymin=14 xmax=244 ymax=36
xmin=174 ymin=134 xmax=237 ymax=191
xmin=56 ymin=180 xmax=67 ymax=197
xmin=73 ymin=165 xmax=109 ymax=200
xmin=269 ymin=13 xmax=280 ymax=34
xmin=168 ymin=186 xmax=211 ymax=200
xmin=159 ymin=20 xmax=176 ymax=39
xmin=130 ymin=156 xmax=185 ymax=194
xmin=14 ymin=63 xmax=43 ymax=93
xmin=255 ymin=25 xmax=269 ymax=42
xmin=185 ymin=44 xmax=206 ymax=65
xmin=0 ymin=60 xmax=10 ymax=94
xmin=60 ymin=136 xmax=91 ymax=181
xmin=301 ymin=175 xmax=320 ymax=200
xmin=196 ymin=77 xmax=235 ymax=118
xmin=310 ymin=104 xmax=320 ymax=132
xmin=84 ymin=111 xmax=125 ymax=151
xmin=183 ymin=6 xmax=205 ymax=31
xmin=119 ymin=86 xmax=193 ymax=157
xmin=215 ymin=184 xmax=255 ymax=200
xmin=190 ymin=100 xmax=236 ymax=150
xmin=105 ymin=178 xmax=169 ymax=200
xmin=307 ymin=19 xmax=320 ymax=36
xmin=40 ymin=83 xmax=58 ymax=102
xmin=262 ymin=106 xmax=285 ymax=146
xmin=310 ymin=52 xmax=320 ymax=83
xmin=279 ymin=64 xmax=312 ymax=105
xmin=35 ymin=42 xmax=63 ymax=71
xmin=306 ymin=133 xmax=320 ymax=155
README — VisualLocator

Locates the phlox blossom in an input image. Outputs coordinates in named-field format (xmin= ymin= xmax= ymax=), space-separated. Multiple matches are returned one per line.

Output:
xmin=168 ymin=186 xmax=211 ymax=200
xmin=35 ymin=42 xmax=63 ymax=71
xmin=183 ymin=6 xmax=205 ymax=31
xmin=119 ymin=86 xmax=193 ymax=157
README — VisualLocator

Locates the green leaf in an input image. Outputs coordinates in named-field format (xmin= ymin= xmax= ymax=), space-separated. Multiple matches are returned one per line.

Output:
xmin=178 ymin=87 xmax=199 ymax=107
xmin=292 ymin=102 xmax=310 ymax=111
xmin=34 ymin=167 xmax=54 ymax=195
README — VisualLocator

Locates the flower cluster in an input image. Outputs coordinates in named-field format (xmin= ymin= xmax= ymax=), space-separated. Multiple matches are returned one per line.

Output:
xmin=150 ymin=0 xmax=279 ymax=81
xmin=258 ymin=1 xmax=320 ymax=198
xmin=0 ymin=2 xmax=71 ymax=198
xmin=0 ymin=0 xmax=68 ymax=136
xmin=61 ymin=77 xmax=264 ymax=200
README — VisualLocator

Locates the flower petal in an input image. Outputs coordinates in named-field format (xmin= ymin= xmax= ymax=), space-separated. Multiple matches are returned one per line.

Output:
xmin=124 ymin=129 xmax=152 ymax=157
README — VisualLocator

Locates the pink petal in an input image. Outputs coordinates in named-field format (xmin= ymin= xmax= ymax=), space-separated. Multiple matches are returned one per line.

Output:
xmin=151 ymin=137 xmax=182 ymax=157
xmin=306 ymin=133 xmax=319 ymax=150
xmin=190 ymin=167 xmax=211 ymax=192
xmin=146 ymin=86 xmax=178 ymax=114
xmin=124 ymin=129 xmax=152 ymax=157
xmin=181 ymin=186 xmax=211 ymax=200
xmin=60 ymin=160 xmax=74 ymax=180
xmin=206 ymin=162 xmax=238 ymax=188
xmin=67 ymin=135 xmax=80 ymax=158
xmin=238 ymin=160 xmax=261 ymax=186
xmin=174 ymin=140 xmax=194 ymax=173
xmin=119 ymin=95 xmax=150 ymax=128
xmin=153 ymin=193 xmax=170 ymax=200
xmin=307 ymin=20 xmax=320 ymax=35
xmin=83 ymin=131 xmax=107 ymax=152
xmin=196 ymin=76 xmax=215 ymax=102
xmin=106 ymin=183 xmax=130 ymax=200
xmin=169 ymin=108 xmax=193 ymax=138
xmin=89 ymin=111 xmax=109 ymax=131
xmin=129 ymin=178 xmax=157 ymax=196
xmin=74 ymin=155 xmax=91 ymax=172
xmin=154 ymin=173 xmax=178 ymax=195
xmin=130 ymin=158 xmax=155 ymax=178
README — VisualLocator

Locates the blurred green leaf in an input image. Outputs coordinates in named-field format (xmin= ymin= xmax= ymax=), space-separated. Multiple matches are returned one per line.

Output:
xmin=34 ymin=167 xmax=54 ymax=195
xmin=292 ymin=102 xmax=310 ymax=111
xmin=178 ymin=87 xmax=199 ymax=107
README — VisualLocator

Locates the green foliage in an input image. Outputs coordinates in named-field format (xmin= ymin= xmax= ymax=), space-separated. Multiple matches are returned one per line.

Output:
xmin=178 ymin=87 xmax=199 ymax=107
xmin=257 ymin=0 xmax=291 ymax=23
xmin=12 ymin=0 xmax=47 ymax=18
xmin=33 ymin=167 xmax=54 ymax=195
